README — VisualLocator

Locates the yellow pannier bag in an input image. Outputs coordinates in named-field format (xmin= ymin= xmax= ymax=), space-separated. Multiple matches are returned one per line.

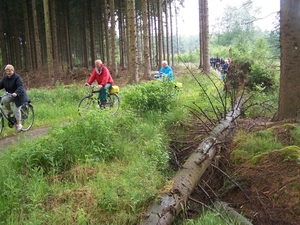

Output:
xmin=109 ymin=85 xmax=119 ymax=93
xmin=174 ymin=82 xmax=182 ymax=88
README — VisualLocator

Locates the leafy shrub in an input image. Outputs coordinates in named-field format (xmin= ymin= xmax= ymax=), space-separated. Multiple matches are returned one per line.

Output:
xmin=248 ymin=62 xmax=275 ymax=91
xmin=121 ymin=80 xmax=178 ymax=114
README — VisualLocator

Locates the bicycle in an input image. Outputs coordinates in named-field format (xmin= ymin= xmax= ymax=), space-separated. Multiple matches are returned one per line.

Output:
xmin=78 ymin=84 xmax=120 ymax=116
xmin=0 ymin=92 xmax=34 ymax=134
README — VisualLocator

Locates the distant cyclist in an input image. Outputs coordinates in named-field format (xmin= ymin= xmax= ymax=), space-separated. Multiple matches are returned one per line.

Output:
xmin=155 ymin=60 xmax=174 ymax=81
xmin=85 ymin=59 xmax=114 ymax=107
xmin=0 ymin=64 xmax=30 ymax=132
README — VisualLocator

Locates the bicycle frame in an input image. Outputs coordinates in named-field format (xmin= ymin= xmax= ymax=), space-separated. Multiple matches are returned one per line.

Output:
xmin=0 ymin=93 xmax=18 ymax=129
xmin=0 ymin=93 xmax=13 ymax=119
xmin=0 ymin=92 xmax=35 ymax=133
xmin=78 ymin=84 xmax=120 ymax=116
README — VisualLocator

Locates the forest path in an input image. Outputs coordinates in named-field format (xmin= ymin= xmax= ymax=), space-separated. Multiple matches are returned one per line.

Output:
xmin=0 ymin=126 xmax=49 ymax=153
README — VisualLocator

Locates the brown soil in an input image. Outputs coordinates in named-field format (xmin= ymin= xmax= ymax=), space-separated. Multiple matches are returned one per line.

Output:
xmin=170 ymin=118 xmax=300 ymax=225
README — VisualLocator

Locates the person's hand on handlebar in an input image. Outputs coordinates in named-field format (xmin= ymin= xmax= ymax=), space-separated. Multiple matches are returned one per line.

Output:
xmin=11 ymin=93 xmax=17 ymax=97
xmin=85 ymin=83 xmax=90 ymax=86
xmin=96 ymin=85 xmax=103 ymax=89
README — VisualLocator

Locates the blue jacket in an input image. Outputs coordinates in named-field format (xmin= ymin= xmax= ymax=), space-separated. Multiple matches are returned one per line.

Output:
xmin=0 ymin=73 xmax=29 ymax=107
xmin=159 ymin=66 xmax=174 ymax=81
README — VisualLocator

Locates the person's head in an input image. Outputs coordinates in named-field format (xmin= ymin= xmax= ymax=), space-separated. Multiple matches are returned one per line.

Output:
xmin=95 ymin=59 xmax=103 ymax=69
xmin=162 ymin=60 xmax=168 ymax=68
xmin=4 ymin=64 xmax=14 ymax=78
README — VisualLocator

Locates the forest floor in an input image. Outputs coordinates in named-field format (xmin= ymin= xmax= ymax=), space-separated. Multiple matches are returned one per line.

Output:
xmin=170 ymin=117 xmax=300 ymax=225
xmin=0 ymin=68 xmax=299 ymax=225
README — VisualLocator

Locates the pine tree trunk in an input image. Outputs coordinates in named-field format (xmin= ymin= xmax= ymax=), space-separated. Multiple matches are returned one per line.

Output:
xmin=88 ymin=0 xmax=95 ymax=67
xmin=0 ymin=17 xmax=6 ymax=67
xmin=104 ymin=0 xmax=111 ymax=66
xmin=32 ymin=0 xmax=42 ymax=70
xmin=169 ymin=2 xmax=174 ymax=67
xmin=43 ymin=0 xmax=54 ymax=80
xmin=21 ymin=0 xmax=32 ymax=70
xmin=275 ymin=0 xmax=300 ymax=120
xmin=11 ymin=0 xmax=22 ymax=69
xmin=157 ymin=0 xmax=163 ymax=68
xmin=82 ymin=0 xmax=89 ymax=69
xmin=127 ymin=0 xmax=139 ymax=83
xmin=202 ymin=0 xmax=210 ymax=74
xmin=110 ymin=0 xmax=118 ymax=78
xmin=199 ymin=0 xmax=203 ymax=69
xmin=142 ymin=0 xmax=151 ymax=80
xmin=164 ymin=1 xmax=170 ymax=65
xmin=63 ymin=1 xmax=72 ymax=70
xmin=118 ymin=2 xmax=126 ymax=69
xmin=49 ymin=0 xmax=59 ymax=67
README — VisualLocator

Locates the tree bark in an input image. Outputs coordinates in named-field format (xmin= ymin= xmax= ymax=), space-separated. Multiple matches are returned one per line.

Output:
xmin=142 ymin=98 xmax=244 ymax=225
xmin=63 ymin=1 xmax=72 ymax=71
xmin=22 ymin=1 xmax=32 ymax=70
xmin=32 ymin=0 xmax=42 ymax=70
xmin=49 ymin=0 xmax=58 ymax=67
xmin=169 ymin=2 xmax=174 ymax=67
xmin=127 ymin=0 xmax=139 ymax=83
xmin=0 ymin=16 xmax=7 ymax=66
xmin=213 ymin=201 xmax=253 ymax=225
xmin=142 ymin=0 xmax=151 ymax=80
xmin=103 ymin=0 xmax=111 ymax=66
xmin=43 ymin=0 xmax=54 ymax=80
xmin=198 ymin=0 xmax=203 ymax=69
xmin=88 ymin=0 xmax=95 ymax=67
xmin=202 ymin=0 xmax=210 ymax=74
xmin=157 ymin=0 xmax=163 ymax=68
xmin=12 ymin=0 xmax=22 ymax=69
xmin=110 ymin=0 xmax=118 ymax=78
xmin=275 ymin=0 xmax=300 ymax=120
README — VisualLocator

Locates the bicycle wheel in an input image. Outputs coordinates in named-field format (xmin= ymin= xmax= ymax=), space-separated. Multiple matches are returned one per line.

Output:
xmin=21 ymin=103 xmax=34 ymax=131
xmin=105 ymin=93 xmax=120 ymax=115
xmin=0 ymin=113 xmax=4 ymax=135
xmin=78 ymin=96 xmax=99 ymax=116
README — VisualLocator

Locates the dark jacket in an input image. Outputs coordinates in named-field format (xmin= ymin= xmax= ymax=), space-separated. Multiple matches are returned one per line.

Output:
xmin=0 ymin=72 xmax=29 ymax=107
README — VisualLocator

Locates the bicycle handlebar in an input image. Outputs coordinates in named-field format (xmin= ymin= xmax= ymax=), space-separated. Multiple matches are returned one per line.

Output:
xmin=0 ymin=92 xmax=12 ymax=99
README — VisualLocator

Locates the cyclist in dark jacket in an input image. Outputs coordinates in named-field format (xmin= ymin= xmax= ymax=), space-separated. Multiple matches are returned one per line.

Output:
xmin=0 ymin=64 xmax=29 ymax=132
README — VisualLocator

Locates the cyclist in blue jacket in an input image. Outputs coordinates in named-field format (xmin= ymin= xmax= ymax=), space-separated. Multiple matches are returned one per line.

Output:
xmin=155 ymin=60 xmax=174 ymax=81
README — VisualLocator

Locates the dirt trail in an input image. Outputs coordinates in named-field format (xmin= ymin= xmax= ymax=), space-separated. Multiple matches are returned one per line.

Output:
xmin=0 ymin=127 xmax=49 ymax=152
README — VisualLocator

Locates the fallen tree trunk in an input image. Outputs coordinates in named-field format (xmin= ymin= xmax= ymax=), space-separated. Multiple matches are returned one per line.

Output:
xmin=142 ymin=98 xmax=244 ymax=225
xmin=213 ymin=201 xmax=253 ymax=225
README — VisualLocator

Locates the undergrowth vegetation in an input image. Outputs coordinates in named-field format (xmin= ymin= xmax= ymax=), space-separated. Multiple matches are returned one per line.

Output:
xmin=1 ymin=65 xmax=298 ymax=224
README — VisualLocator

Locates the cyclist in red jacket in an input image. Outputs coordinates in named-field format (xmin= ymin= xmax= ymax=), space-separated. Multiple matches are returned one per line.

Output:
xmin=85 ymin=59 xmax=114 ymax=106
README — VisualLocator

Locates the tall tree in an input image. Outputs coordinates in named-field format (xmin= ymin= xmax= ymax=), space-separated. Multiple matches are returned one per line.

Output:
xmin=49 ymin=0 xmax=58 ymax=66
xmin=142 ymin=0 xmax=151 ymax=80
xmin=22 ymin=0 xmax=32 ymax=70
xmin=110 ymin=0 xmax=118 ymax=78
xmin=164 ymin=0 xmax=170 ymax=65
xmin=169 ymin=1 xmax=174 ymax=66
xmin=103 ymin=0 xmax=111 ymax=66
xmin=43 ymin=0 xmax=54 ymax=79
xmin=198 ymin=0 xmax=203 ymax=69
xmin=82 ymin=0 xmax=89 ymax=69
xmin=63 ymin=1 xmax=72 ymax=70
xmin=127 ymin=0 xmax=139 ymax=83
xmin=157 ymin=0 xmax=163 ymax=67
xmin=32 ymin=0 xmax=42 ymax=70
xmin=88 ymin=0 xmax=95 ymax=67
xmin=275 ymin=0 xmax=300 ymax=120
xmin=199 ymin=0 xmax=210 ymax=74
xmin=0 ymin=15 xmax=7 ymax=68
xmin=11 ymin=0 xmax=22 ymax=69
